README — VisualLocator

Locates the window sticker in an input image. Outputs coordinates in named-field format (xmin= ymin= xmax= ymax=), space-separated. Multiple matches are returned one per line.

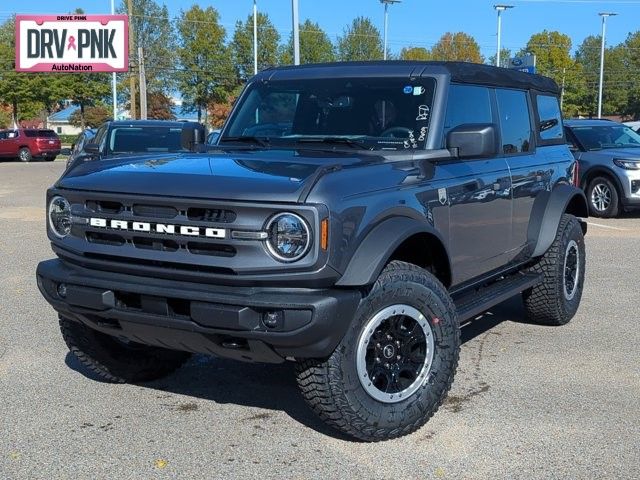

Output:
xmin=416 ymin=105 xmax=429 ymax=121
xmin=403 ymin=86 xmax=413 ymax=94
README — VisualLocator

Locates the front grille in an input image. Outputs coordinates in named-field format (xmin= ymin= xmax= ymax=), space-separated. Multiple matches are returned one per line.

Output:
xmin=56 ymin=190 xmax=321 ymax=279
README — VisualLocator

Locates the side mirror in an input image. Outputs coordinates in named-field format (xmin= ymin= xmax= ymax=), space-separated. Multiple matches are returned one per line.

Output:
xmin=60 ymin=147 xmax=72 ymax=156
xmin=447 ymin=123 xmax=498 ymax=158
xmin=84 ymin=143 xmax=100 ymax=154
xmin=181 ymin=123 xmax=206 ymax=152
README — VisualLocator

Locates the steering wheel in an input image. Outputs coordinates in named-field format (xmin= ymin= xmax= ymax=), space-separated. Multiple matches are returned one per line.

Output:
xmin=380 ymin=126 xmax=413 ymax=138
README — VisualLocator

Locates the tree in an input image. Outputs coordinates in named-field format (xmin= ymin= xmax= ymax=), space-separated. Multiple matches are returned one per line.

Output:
xmin=431 ymin=32 xmax=484 ymax=63
xmin=281 ymin=20 xmax=335 ymax=64
xmin=488 ymin=48 xmax=511 ymax=68
xmin=337 ymin=17 xmax=383 ymax=61
xmin=399 ymin=46 xmax=430 ymax=61
xmin=0 ymin=17 xmax=43 ymax=123
xmin=230 ymin=12 xmax=280 ymax=81
xmin=117 ymin=0 xmax=176 ymax=117
xmin=176 ymin=5 xmax=235 ymax=122
xmin=60 ymin=74 xmax=111 ymax=129
xmin=622 ymin=32 xmax=640 ymax=119
xmin=521 ymin=31 xmax=584 ymax=116
xmin=69 ymin=105 xmax=111 ymax=128
xmin=147 ymin=92 xmax=176 ymax=120
xmin=575 ymin=36 xmax=627 ymax=117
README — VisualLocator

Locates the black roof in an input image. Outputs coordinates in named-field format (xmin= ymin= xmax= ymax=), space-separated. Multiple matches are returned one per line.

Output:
xmin=257 ymin=61 xmax=560 ymax=95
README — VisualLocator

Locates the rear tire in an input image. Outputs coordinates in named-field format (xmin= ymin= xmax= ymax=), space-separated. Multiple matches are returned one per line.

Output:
xmin=586 ymin=176 xmax=619 ymax=218
xmin=46 ymin=156 xmax=56 ymax=162
xmin=295 ymin=261 xmax=460 ymax=441
xmin=59 ymin=318 xmax=191 ymax=383
xmin=18 ymin=147 xmax=32 ymax=162
xmin=523 ymin=214 xmax=585 ymax=326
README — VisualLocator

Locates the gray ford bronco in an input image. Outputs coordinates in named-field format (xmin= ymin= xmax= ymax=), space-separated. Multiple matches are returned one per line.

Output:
xmin=37 ymin=61 xmax=588 ymax=441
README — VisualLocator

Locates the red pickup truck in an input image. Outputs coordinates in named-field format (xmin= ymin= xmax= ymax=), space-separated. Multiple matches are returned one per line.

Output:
xmin=0 ymin=129 xmax=61 ymax=162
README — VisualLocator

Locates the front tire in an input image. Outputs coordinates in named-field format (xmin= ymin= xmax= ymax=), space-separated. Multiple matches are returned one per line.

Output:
xmin=59 ymin=318 xmax=191 ymax=383
xmin=523 ymin=214 xmax=586 ymax=326
xmin=18 ymin=147 xmax=32 ymax=162
xmin=295 ymin=261 xmax=460 ymax=441
xmin=586 ymin=176 xmax=619 ymax=218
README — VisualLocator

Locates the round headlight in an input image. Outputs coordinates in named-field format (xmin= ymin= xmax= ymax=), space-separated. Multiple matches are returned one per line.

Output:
xmin=48 ymin=196 xmax=72 ymax=238
xmin=265 ymin=212 xmax=311 ymax=262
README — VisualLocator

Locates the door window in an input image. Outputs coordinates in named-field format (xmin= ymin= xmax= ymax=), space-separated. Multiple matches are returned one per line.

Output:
xmin=496 ymin=89 xmax=532 ymax=154
xmin=444 ymin=85 xmax=492 ymax=140
xmin=536 ymin=95 xmax=563 ymax=141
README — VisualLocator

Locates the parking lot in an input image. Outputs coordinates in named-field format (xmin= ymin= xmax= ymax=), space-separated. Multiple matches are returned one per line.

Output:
xmin=1 ymin=159 xmax=638 ymax=479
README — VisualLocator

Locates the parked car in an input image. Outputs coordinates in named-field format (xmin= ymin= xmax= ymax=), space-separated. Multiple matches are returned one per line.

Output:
xmin=63 ymin=128 xmax=96 ymax=169
xmin=65 ymin=120 xmax=201 ymax=170
xmin=0 ymin=128 xmax=61 ymax=162
xmin=565 ymin=119 xmax=640 ymax=217
xmin=37 ymin=61 xmax=588 ymax=442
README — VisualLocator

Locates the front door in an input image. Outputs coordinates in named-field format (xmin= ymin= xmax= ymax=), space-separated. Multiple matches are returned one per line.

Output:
xmin=442 ymin=84 xmax=512 ymax=285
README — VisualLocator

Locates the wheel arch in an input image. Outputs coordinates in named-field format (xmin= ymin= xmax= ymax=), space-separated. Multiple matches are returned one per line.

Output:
xmin=336 ymin=217 xmax=452 ymax=288
xmin=581 ymin=166 xmax=623 ymax=198
xmin=530 ymin=184 xmax=588 ymax=258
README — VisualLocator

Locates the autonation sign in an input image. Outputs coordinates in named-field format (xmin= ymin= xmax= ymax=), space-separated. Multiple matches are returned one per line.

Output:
xmin=15 ymin=14 xmax=128 ymax=72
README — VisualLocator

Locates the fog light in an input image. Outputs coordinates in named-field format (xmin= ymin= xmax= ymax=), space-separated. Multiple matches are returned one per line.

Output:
xmin=632 ymin=180 xmax=640 ymax=194
xmin=263 ymin=311 xmax=283 ymax=329
xmin=57 ymin=283 xmax=68 ymax=298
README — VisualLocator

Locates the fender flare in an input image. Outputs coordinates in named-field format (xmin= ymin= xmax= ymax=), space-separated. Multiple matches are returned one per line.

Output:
xmin=530 ymin=184 xmax=588 ymax=258
xmin=336 ymin=216 xmax=451 ymax=287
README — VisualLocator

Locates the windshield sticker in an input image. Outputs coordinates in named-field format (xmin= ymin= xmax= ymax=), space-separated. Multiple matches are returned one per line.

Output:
xmin=403 ymin=86 xmax=413 ymax=94
xmin=408 ymin=130 xmax=418 ymax=149
xmin=416 ymin=105 xmax=429 ymax=121
xmin=418 ymin=126 xmax=428 ymax=142
xmin=413 ymin=86 xmax=425 ymax=96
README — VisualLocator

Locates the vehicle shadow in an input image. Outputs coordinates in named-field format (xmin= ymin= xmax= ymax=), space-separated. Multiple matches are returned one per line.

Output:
xmin=64 ymin=295 xmax=527 ymax=441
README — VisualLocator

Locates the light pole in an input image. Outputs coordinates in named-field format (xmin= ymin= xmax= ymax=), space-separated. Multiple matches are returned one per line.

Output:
xmin=111 ymin=0 xmax=117 ymax=120
xmin=380 ymin=0 xmax=401 ymax=61
xmin=494 ymin=4 xmax=513 ymax=67
xmin=292 ymin=0 xmax=300 ymax=65
xmin=598 ymin=12 xmax=617 ymax=118
xmin=253 ymin=0 xmax=258 ymax=75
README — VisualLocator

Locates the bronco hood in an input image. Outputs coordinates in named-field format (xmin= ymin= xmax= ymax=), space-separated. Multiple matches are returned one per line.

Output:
xmin=57 ymin=149 xmax=368 ymax=203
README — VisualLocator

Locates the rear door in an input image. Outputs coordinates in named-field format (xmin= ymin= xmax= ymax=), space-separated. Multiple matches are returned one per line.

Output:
xmin=0 ymin=131 xmax=8 ymax=157
xmin=506 ymin=91 xmax=567 ymax=260
xmin=444 ymin=84 xmax=513 ymax=285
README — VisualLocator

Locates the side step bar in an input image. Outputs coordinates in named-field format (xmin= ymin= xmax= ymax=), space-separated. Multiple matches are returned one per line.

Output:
xmin=453 ymin=272 xmax=543 ymax=322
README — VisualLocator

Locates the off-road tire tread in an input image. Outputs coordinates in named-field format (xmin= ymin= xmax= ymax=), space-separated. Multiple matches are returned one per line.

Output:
xmin=295 ymin=261 xmax=459 ymax=441
xmin=523 ymin=214 xmax=584 ymax=325
xmin=59 ymin=318 xmax=190 ymax=383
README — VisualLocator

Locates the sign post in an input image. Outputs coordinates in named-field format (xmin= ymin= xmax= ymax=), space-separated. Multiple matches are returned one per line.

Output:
xmin=15 ymin=14 xmax=129 ymax=73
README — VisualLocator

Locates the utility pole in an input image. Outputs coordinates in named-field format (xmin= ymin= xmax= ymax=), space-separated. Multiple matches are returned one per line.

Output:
xmin=253 ymin=0 xmax=258 ymax=75
xmin=560 ymin=67 xmax=566 ymax=111
xmin=127 ymin=0 xmax=136 ymax=119
xmin=598 ymin=12 xmax=617 ymax=118
xmin=494 ymin=5 xmax=514 ymax=67
xmin=380 ymin=0 xmax=401 ymax=61
xmin=292 ymin=0 xmax=300 ymax=65
xmin=111 ymin=0 xmax=117 ymax=120
xmin=138 ymin=47 xmax=147 ymax=119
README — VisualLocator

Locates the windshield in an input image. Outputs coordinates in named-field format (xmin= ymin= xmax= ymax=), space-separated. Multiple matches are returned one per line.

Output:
xmin=221 ymin=77 xmax=436 ymax=151
xmin=107 ymin=126 xmax=185 ymax=154
xmin=570 ymin=124 xmax=640 ymax=151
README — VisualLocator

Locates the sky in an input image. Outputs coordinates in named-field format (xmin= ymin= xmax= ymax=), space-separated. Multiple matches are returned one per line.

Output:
xmin=2 ymin=0 xmax=640 ymax=59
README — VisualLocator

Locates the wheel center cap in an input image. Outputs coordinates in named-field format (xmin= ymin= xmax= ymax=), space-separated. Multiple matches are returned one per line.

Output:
xmin=382 ymin=344 xmax=395 ymax=359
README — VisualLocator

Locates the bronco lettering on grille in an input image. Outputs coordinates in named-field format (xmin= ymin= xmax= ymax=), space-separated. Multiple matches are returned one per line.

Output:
xmin=89 ymin=217 xmax=226 ymax=239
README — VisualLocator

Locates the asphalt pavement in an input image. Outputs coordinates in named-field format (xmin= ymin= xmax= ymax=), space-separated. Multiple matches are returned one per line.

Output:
xmin=1 ymin=160 xmax=638 ymax=479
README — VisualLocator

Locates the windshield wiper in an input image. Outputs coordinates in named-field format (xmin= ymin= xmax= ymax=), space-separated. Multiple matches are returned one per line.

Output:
xmin=219 ymin=136 xmax=270 ymax=147
xmin=294 ymin=137 xmax=372 ymax=150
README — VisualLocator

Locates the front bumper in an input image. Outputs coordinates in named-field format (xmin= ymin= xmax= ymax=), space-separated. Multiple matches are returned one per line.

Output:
xmin=37 ymin=259 xmax=362 ymax=363
xmin=618 ymin=168 xmax=640 ymax=206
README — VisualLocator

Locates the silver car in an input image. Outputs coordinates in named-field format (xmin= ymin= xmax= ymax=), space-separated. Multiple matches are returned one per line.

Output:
xmin=565 ymin=119 xmax=640 ymax=217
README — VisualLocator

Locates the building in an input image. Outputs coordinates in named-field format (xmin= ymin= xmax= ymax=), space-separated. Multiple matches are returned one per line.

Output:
xmin=47 ymin=106 xmax=82 ymax=136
